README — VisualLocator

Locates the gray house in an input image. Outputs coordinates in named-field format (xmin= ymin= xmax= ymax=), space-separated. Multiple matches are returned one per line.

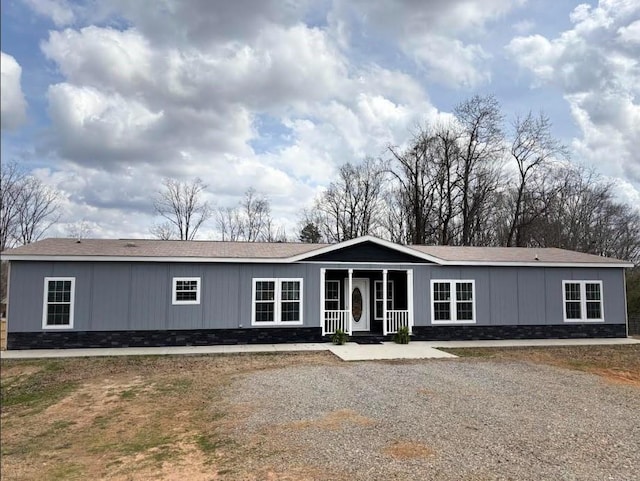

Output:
xmin=1 ymin=236 xmax=632 ymax=349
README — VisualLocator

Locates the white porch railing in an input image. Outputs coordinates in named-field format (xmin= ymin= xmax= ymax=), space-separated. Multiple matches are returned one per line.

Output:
xmin=324 ymin=310 xmax=350 ymax=335
xmin=385 ymin=310 xmax=410 ymax=334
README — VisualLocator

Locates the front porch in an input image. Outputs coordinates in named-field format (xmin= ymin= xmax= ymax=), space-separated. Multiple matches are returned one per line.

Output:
xmin=320 ymin=268 xmax=414 ymax=336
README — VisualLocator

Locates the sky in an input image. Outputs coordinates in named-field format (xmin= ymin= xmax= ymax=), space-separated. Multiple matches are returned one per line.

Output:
xmin=1 ymin=0 xmax=639 ymax=240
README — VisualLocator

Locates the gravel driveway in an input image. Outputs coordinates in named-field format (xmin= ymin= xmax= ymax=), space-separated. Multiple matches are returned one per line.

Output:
xmin=227 ymin=359 xmax=639 ymax=481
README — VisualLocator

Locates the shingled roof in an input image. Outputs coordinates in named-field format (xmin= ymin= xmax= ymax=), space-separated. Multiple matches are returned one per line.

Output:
xmin=1 ymin=236 xmax=632 ymax=266
xmin=1 ymin=238 xmax=327 ymax=259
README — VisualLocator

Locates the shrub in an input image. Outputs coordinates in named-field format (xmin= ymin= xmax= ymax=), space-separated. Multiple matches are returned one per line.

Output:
xmin=332 ymin=329 xmax=348 ymax=345
xmin=394 ymin=326 xmax=410 ymax=344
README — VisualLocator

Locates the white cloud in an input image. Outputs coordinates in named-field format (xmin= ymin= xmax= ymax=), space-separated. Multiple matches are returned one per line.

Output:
xmin=1 ymin=51 xmax=27 ymax=130
xmin=332 ymin=0 xmax=522 ymax=89
xmin=506 ymin=0 xmax=640 ymax=191
xmin=22 ymin=0 xmax=75 ymax=26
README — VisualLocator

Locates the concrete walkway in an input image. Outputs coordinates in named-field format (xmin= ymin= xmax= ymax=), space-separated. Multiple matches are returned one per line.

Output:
xmin=1 ymin=337 xmax=637 ymax=361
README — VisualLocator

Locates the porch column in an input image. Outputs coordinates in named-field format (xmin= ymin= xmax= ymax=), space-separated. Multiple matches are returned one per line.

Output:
xmin=347 ymin=268 xmax=353 ymax=335
xmin=382 ymin=269 xmax=388 ymax=336
xmin=407 ymin=269 xmax=414 ymax=334
xmin=320 ymin=268 xmax=326 ymax=335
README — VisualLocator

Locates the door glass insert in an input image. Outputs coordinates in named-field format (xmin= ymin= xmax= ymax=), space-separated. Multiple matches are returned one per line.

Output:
xmin=352 ymin=287 xmax=363 ymax=322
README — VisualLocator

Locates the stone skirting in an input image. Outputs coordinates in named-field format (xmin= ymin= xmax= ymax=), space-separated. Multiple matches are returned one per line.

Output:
xmin=7 ymin=327 xmax=324 ymax=350
xmin=411 ymin=323 xmax=627 ymax=341
xmin=7 ymin=323 xmax=628 ymax=349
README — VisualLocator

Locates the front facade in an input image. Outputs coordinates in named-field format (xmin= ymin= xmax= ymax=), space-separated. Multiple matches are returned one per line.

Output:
xmin=2 ymin=236 xmax=632 ymax=349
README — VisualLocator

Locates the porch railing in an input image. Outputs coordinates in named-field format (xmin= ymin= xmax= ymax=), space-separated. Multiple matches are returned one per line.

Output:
xmin=385 ymin=310 xmax=410 ymax=334
xmin=324 ymin=310 xmax=350 ymax=335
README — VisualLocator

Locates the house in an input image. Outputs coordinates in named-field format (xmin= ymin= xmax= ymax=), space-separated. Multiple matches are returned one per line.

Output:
xmin=1 ymin=236 xmax=632 ymax=349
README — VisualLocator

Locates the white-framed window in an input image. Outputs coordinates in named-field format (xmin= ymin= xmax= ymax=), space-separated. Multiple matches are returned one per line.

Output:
xmin=252 ymin=278 xmax=303 ymax=325
xmin=374 ymin=280 xmax=394 ymax=319
xmin=563 ymin=280 xmax=604 ymax=322
xmin=42 ymin=277 xmax=75 ymax=329
xmin=172 ymin=277 xmax=201 ymax=305
xmin=325 ymin=280 xmax=340 ymax=311
xmin=431 ymin=280 xmax=476 ymax=324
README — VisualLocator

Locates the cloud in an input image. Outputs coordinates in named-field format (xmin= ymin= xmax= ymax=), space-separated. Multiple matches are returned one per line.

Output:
xmin=36 ymin=10 xmax=444 ymax=238
xmin=22 ymin=0 xmax=75 ymax=26
xmin=506 ymin=0 xmax=640 ymax=188
xmin=1 ymin=51 xmax=28 ymax=130
xmin=332 ymin=0 xmax=522 ymax=89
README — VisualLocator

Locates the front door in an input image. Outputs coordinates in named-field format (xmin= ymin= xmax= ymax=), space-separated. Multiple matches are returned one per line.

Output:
xmin=346 ymin=278 xmax=370 ymax=332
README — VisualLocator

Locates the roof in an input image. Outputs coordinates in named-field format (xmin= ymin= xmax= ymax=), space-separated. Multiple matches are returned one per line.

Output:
xmin=1 ymin=236 xmax=632 ymax=267
xmin=409 ymin=245 xmax=628 ymax=265
xmin=1 ymin=238 xmax=327 ymax=259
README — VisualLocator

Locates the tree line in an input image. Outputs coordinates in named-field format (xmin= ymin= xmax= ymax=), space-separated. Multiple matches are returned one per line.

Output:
xmin=300 ymin=95 xmax=640 ymax=264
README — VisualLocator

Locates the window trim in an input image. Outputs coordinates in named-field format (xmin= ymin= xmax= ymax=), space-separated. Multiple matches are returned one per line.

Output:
xmin=430 ymin=279 xmax=476 ymax=325
xmin=172 ymin=277 xmax=201 ymax=305
xmin=374 ymin=280 xmax=394 ymax=320
xmin=42 ymin=277 xmax=75 ymax=329
xmin=325 ymin=280 xmax=340 ymax=311
xmin=251 ymin=278 xmax=304 ymax=326
xmin=562 ymin=280 xmax=604 ymax=323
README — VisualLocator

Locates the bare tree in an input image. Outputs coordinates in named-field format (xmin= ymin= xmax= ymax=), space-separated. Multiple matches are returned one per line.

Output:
xmin=216 ymin=188 xmax=285 ymax=242
xmin=66 ymin=219 xmax=93 ymax=240
xmin=241 ymin=188 xmax=271 ymax=242
xmin=152 ymin=178 xmax=212 ymax=240
xmin=216 ymin=207 xmax=244 ymax=241
xmin=312 ymin=158 xmax=387 ymax=242
xmin=505 ymin=112 xmax=568 ymax=246
xmin=0 ymin=162 xmax=24 ymax=251
xmin=149 ymin=221 xmax=175 ymax=240
xmin=454 ymin=95 xmax=505 ymax=245
xmin=388 ymin=130 xmax=437 ymax=245
xmin=1 ymin=162 xmax=60 ymax=250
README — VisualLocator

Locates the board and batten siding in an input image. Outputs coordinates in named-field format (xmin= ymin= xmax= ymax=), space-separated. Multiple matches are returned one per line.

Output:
xmin=409 ymin=265 xmax=626 ymax=326
xmin=8 ymin=261 xmax=321 ymax=332
xmin=7 ymin=260 xmax=627 ymax=333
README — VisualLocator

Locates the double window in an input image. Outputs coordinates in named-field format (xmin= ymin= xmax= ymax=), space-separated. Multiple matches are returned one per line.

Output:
xmin=42 ymin=277 xmax=75 ymax=329
xmin=325 ymin=280 xmax=340 ymax=311
xmin=172 ymin=277 xmax=201 ymax=305
xmin=431 ymin=280 xmax=476 ymax=324
xmin=252 ymin=278 xmax=303 ymax=325
xmin=374 ymin=280 xmax=394 ymax=319
xmin=563 ymin=281 xmax=604 ymax=322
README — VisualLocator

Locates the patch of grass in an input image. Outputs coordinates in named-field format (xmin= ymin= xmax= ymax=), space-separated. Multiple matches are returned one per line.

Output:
xmin=119 ymin=388 xmax=137 ymax=399
xmin=1 ymin=370 xmax=79 ymax=412
xmin=46 ymin=462 xmax=85 ymax=480
xmin=154 ymin=377 xmax=193 ymax=395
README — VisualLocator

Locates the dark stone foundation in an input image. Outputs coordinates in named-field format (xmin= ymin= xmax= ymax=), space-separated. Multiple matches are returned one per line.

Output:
xmin=7 ymin=327 xmax=324 ymax=350
xmin=7 ymin=323 xmax=627 ymax=350
xmin=411 ymin=323 xmax=627 ymax=341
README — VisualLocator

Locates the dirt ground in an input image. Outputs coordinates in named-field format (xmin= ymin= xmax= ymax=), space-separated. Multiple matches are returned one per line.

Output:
xmin=1 ymin=345 xmax=638 ymax=480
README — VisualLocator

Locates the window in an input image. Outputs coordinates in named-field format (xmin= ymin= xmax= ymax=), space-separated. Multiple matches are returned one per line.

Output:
xmin=172 ymin=277 xmax=201 ymax=305
xmin=431 ymin=280 xmax=476 ymax=324
xmin=252 ymin=278 xmax=303 ymax=325
xmin=563 ymin=281 xmax=604 ymax=322
xmin=325 ymin=280 xmax=340 ymax=311
xmin=42 ymin=277 xmax=75 ymax=329
xmin=374 ymin=280 xmax=394 ymax=319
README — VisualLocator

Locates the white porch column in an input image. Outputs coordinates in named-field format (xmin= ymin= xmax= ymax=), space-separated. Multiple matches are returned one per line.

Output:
xmin=347 ymin=268 xmax=353 ymax=335
xmin=320 ymin=268 xmax=326 ymax=335
xmin=382 ymin=269 xmax=388 ymax=336
xmin=407 ymin=269 xmax=414 ymax=333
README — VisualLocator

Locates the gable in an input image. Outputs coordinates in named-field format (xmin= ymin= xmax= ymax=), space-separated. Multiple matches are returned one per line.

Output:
xmin=301 ymin=241 xmax=431 ymax=263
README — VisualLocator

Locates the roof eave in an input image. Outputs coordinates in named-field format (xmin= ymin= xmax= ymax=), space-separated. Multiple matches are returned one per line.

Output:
xmin=1 ymin=255 xmax=297 ymax=263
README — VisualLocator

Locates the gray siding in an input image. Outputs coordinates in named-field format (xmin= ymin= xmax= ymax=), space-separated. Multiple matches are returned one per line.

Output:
xmin=7 ymin=260 xmax=627 ymax=333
